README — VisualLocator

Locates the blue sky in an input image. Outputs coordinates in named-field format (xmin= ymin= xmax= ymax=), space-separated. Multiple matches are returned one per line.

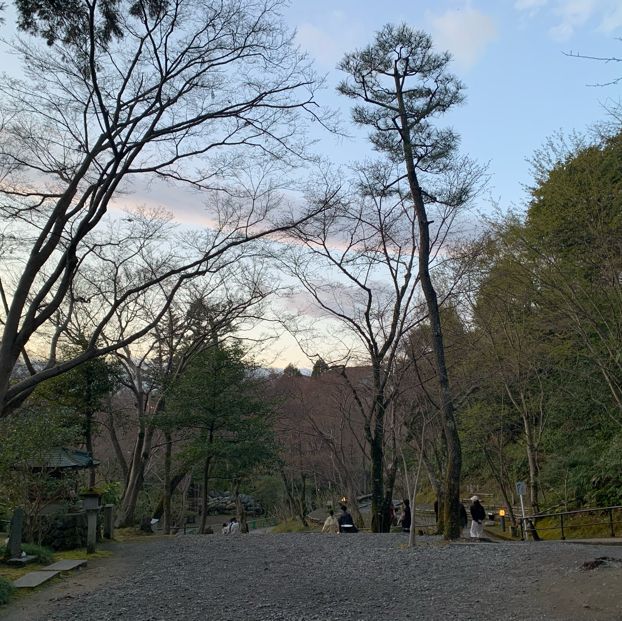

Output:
xmin=283 ymin=0 xmax=622 ymax=212
xmin=2 ymin=1 xmax=620 ymax=215
xmin=2 ymin=1 xmax=621 ymax=367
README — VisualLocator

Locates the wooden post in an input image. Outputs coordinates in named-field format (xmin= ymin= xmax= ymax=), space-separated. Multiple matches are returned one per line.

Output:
xmin=608 ymin=509 xmax=615 ymax=538
xmin=560 ymin=513 xmax=565 ymax=540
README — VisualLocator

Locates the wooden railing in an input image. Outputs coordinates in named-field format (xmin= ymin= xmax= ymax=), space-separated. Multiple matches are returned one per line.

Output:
xmin=522 ymin=505 xmax=622 ymax=540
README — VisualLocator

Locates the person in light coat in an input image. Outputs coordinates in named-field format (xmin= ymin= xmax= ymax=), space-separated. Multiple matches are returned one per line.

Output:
xmin=322 ymin=509 xmax=340 ymax=534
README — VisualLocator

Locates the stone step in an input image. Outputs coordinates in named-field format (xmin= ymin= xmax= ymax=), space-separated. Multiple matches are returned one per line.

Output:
xmin=6 ymin=555 xmax=37 ymax=567
xmin=42 ymin=559 xmax=87 ymax=571
xmin=13 ymin=570 xmax=60 ymax=588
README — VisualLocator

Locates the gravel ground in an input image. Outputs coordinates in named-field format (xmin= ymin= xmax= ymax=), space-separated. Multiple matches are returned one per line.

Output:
xmin=3 ymin=533 xmax=622 ymax=621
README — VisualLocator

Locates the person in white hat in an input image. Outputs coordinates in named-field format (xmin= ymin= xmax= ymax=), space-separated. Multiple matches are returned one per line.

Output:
xmin=469 ymin=496 xmax=486 ymax=538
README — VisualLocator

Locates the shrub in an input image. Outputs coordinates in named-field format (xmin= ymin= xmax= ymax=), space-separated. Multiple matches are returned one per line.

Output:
xmin=20 ymin=543 xmax=54 ymax=564
xmin=0 ymin=577 xmax=15 ymax=605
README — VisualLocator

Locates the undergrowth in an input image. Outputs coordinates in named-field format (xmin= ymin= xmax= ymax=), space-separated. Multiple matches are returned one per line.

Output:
xmin=0 ymin=576 xmax=15 ymax=605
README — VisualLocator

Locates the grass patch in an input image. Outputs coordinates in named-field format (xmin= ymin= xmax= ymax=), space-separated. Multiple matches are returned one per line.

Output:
xmin=534 ymin=511 xmax=621 ymax=540
xmin=114 ymin=527 xmax=159 ymax=542
xmin=55 ymin=548 xmax=112 ymax=560
xmin=0 ymin=546 xmax=113 ymax=586
xmin=485 ymin=524 xmax=518 ymax=541
xmin=2 ymin=543 xmax=53 ymax=564
xmin=485 ymin=510 xmax=622 ymax=541
xmin=20 ymin=544 xmax=54 ymax=564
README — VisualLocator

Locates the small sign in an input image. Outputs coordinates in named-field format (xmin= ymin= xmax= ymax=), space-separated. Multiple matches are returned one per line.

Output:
xmin=516 ymin=481 xmax=527 ymax=496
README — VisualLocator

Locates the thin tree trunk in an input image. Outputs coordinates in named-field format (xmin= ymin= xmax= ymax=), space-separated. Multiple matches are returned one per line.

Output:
xmin=382 ymin=455 xmax=398 ymax=533
xmin=85 ymin=409 xmax=96 ymax=488
xmin=153 ymin=471 xmax=187 ymax=519
xmin=524 ymin=431 xmax=540 ymax=514
xmin=199 ymin=456 xmax=211 ymax=534
xmin=370 ymin=432 xmax=384 ymax=532
xmin=107 ymin=400 xmax=128 ymax=482
xmin=395 ymin=76 xmax=462 ymax=540
xmin=163 ymin=431 xmax=172 ymax=534
xmin=408 ymin=440 xmax=425 ymax=548
xmin=279 ymin=467 xmax=308 ymax=527
xmin=482 ymin=446 xmax=518 ymax=527
xmin=116 ymin=424 xmax=154 ymax=527
xmin=234 ymin=478 xmax=248 ymax=533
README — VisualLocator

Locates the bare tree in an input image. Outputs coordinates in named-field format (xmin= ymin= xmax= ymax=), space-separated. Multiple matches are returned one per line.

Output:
xmin=0 ymin=0 xmax=327 ymax=415
xmin=281 ymin=172 xmax=428 ymax=532
xmin=337 ymin=24 xmax=484 ymax=538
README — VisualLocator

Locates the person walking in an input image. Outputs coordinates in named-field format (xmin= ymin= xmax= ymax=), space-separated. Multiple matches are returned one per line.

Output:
xmin=469 ymin=496 xmax=486 ymax=539
xmin=322 ymin=509 xmax=340 ymax=534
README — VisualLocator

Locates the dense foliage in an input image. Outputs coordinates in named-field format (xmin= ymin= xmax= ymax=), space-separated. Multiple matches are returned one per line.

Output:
xmin=458 ymin=130 xmax=622 ymax=511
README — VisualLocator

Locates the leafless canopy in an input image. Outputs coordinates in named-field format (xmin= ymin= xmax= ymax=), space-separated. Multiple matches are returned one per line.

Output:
xmin=0 ymin=0 xmax=327 ymax=414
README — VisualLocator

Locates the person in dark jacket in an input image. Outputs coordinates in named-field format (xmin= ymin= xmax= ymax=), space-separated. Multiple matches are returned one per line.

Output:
xmin=400 ymin=498 xmax=411 ymax=532
xmin=469 ymin=496 xmax=486 ymax=538
xmin=338 ymin=505 xmax=358 ymax=533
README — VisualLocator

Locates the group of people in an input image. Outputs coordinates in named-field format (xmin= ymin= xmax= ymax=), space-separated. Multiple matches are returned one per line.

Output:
xmin=221 ymin=517 xmax=240 ymax=535
xmin=321 ymin=505 xmax=359 ymax=534
xmin=322 ymin=495 xmax=487 ymax=539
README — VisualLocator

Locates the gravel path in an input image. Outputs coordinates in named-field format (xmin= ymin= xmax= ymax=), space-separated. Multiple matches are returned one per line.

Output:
xmin=3 ymin=533 xmax=622 ymax=621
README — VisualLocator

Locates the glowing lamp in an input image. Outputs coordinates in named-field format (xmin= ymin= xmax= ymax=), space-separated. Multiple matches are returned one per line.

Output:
xmin=499 ymin=509 xmax=506 ymax=517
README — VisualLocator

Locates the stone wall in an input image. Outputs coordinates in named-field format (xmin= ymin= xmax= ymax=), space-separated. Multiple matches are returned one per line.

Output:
xmin=206 ymin=491 xmax=263 ymax=516
xmin=29 ymin=511 xmax=103 ymax=550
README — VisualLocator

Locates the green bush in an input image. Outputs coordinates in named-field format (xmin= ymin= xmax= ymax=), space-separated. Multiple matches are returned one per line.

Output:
xmin=16 ymin=543 xmax=54 ymax=564
xmin=0 ymin=576 xmax=15 ymax=605
xmin=99 ymin=481 xmax=122 ymax=506
xmin=3 ymin=542 xmax=54 ymax=564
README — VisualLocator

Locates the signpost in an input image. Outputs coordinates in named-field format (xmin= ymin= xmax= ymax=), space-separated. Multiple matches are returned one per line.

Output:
xmin=516 ymin=481 xmax=527 ymax=540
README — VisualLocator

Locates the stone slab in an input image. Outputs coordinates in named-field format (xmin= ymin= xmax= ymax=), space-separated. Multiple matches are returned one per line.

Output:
xmin=6 ymin=555 xmax=37 ymax=567
xmin=42 ymin=559 xmax=87 ymax=571
xmin=13 ymin=570 xmax=60 ymax=588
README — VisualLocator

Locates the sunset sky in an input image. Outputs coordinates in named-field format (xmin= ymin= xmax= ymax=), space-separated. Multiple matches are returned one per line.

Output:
xmin=2 ymin=1 xmax=621 ymax=369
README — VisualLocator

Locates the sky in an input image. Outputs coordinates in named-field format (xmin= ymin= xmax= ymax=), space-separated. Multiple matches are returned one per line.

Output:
xmin=2 ymin=1 xmax=622 ymax=369
xmin=279 ymin=0 xmax=622 ymax=367
xmin=283 ymin=0 xmax=622 ymax=212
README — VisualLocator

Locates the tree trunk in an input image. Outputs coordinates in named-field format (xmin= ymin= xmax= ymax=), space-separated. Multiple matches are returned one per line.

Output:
xmin=234 ymin=478 xmax=249 ymax=533
xmin=107 ymin=398 xmax=128 ymax=482
xmin=482 ymin=445 xmax=519 ymax=527
xmin=116 ymin=422 xmax=154 ymax=527
xmin=382 ymin=455 xmax=398 ymax=533
xmin=524 ymin=429 xmax=540 ymax=514
xmin=370 ymin=432 xmax=385 ymax=532
xmin=199 ymin=456 xmax=211 ymax=534
xmin=153 ymin=471 xmax=188 ymax=520
xmin=279 ymin=467 xmax=308 ymax=527
xmin=163 ymin=431 xmax=172 ymax=534
xmin=395 ymin=75 xmax=462 ymax=540
xmin=85 ymin=408 xmax=96 ymax=489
